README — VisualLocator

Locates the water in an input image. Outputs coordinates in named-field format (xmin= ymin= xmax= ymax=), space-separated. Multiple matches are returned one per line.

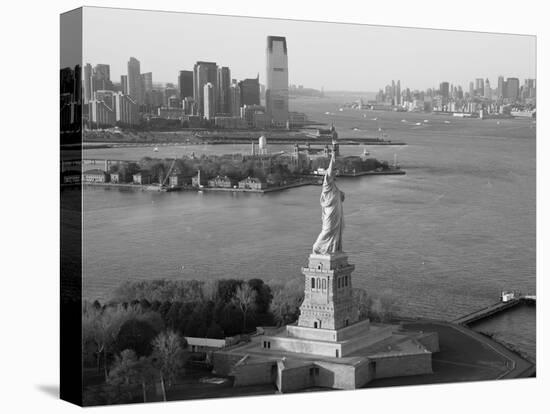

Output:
xmin=82 ymin=97 xmax=536 ymax=358
xmin=470 ymin=304 xmax=536 ymax=362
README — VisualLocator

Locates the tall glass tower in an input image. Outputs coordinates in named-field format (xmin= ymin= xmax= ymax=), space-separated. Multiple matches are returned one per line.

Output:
xmin=266 ymin=36 xmax=289 ymax=127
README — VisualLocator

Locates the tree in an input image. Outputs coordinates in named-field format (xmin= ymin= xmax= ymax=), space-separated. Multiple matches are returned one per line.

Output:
xmin=107 ymin=349 xmax=140 ymax=402
xmin=206 ymin=321 xmax=225 ymax=339
xmin=116 ymin=319 xmax=158 ymax=357
xmin=248 ymin=279 xmax=273 ymax=314
xmin=151 ymin=330 xmax=186 ymax=401
xmin=270 ymin=287 xmax=303 ymax=326
xmin=233 ymin=284 xmax=257 ymax=333
xmin=82 ymin=303 xmax=141 ymax=381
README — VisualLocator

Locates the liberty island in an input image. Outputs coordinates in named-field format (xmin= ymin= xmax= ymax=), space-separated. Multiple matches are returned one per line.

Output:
xmin=212 ymin=153 xmax=439 ymax=392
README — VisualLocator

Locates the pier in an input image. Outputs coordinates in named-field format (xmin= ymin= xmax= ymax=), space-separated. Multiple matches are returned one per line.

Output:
xmin=453 ymin=294 xmax=536 ymax=326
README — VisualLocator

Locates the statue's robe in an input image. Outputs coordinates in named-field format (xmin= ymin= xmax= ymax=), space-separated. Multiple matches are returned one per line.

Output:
xmin=312 ymin=157 xmax=345 ymax=255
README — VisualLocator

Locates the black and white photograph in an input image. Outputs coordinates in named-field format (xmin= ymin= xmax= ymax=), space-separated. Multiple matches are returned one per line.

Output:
xmin=4 ymin=1 xmax=547 ymax=412
xmin=57 ymin=5 xmax=540 ymax=406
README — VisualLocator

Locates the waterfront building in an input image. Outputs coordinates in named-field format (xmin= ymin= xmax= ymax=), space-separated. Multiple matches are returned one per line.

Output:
xmin=203 ymin=82 xmax=215 ymax=120
xmin=168 ymin=172 xmax=188 ymax=187
xmin=469 ymin=81 xmax=474 ymax=97
xmin=62 ymin=170 xmax=81 ymax=184
xmin=113 ymin=92 xmax=139 ymax=126
xmin=83 ymin=169 xmax=108 ymax=183
xmin=239 ymin=75 xmax=261 ymax=106
xmin=178 ymin=70 xmax=194 ymax=99
xmin=238 ymin=176 xmax=267 ymax=190
xmin=132 ymin=171 xmax=152 ymax=185
xmin=192 ymin=170 xmax=207 ymax=187
xmin=110 ymin=171 xmax=131 ymax=184
xmin=266 ymin=36 xmax=289 ymax=127
xmin=194 ymin=61 xmax=218 ymax=117
xmin=217 ymin=66 xmax=231 ymax=115
xmin=127 ymin=57 xmax=144 ymax=106
xmin=229 ymin=82 xmax=241 ymax=117
xmin=208 ymin=175 xmax=235 ymax=188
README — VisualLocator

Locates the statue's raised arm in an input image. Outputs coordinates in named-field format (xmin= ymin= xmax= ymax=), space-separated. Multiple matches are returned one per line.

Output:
xmin=312 ymin=151 xmax=345 ymax=255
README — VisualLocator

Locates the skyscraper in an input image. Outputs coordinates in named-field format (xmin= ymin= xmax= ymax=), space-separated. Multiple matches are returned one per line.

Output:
xmin=239 ymin=75 xmax=261 ymax=106
xmin=217 ymin=66 xmax=231 ymax=115
xmin=506 ymin=77 xmax=520 ymax=102
xmin=395 ymin=80 xmax=401 ymax=105
xmin=230 ymin=82 xmax=241 ymax=117
xmin=203 ymin=82 xmax=215 ymax=120
xmin=83 ymin=63 xmax=92 ymax=104
xmin=266 ymin=36 xmax=289 ymax=127
xmin=120 ymin=75 xmax=128 ymax=95
xmin=113 ymin=92 xmax=139 ymax=126
xmin=193 ymin=61 xmax=218 ymax=117
xmin=141 ymin=72 xmax=153 ymax=106
xmin=127 ymin=57 xmax=143 ymax=106
xmin=469 ymin=81 xmax=474 ymax=97
xmin=497 ymin=76 xmax=505 ymax=99
xmin=439 ymin=82 xmax=449 ymax=99
xmin=92 ymin=64 xmax=112 ymax=93
xmin=484 ymin=78 xmax=491 ymax=100
xmin=178 ymin=70 xmax=194 ymax=99
xmin=475 ymin=78 xmax=484 ymax=96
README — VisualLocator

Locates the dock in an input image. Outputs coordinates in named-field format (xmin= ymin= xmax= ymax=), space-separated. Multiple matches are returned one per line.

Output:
xmin=453 ymin=295 xmax=536 ymax=326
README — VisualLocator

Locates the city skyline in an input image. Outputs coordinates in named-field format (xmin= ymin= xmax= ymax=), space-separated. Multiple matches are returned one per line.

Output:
xmin=82 ymin=7 xmax=535 ymax=91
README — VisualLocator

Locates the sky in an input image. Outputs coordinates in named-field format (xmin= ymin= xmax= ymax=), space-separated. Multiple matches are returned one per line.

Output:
xmin=82 ymin=7 xmax=536 ymax=92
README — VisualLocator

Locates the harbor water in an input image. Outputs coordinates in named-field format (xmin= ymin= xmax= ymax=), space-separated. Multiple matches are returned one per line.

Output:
xmin=82 ymin=97 xmax=536 ymax=360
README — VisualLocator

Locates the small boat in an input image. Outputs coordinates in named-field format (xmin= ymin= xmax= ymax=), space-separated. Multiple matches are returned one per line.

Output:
xmin=338 ymin=108 xmax=344 ymax=112
xmin=444 ymin=120 xmax=451 ymax=124
xmin=423 ymin=120 xmax=429 ymax=123
xmin=153 ymin=147 xmax=159 ymax=152
xmin=415 ymin=122 xmax=422 ymax=126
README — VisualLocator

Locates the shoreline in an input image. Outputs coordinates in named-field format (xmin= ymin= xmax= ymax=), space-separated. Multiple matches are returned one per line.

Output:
xmin=76 ymin=170 xmax=405 ymax=193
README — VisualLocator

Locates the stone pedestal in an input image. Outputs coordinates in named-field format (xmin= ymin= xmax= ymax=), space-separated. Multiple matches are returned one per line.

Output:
xmin=298 ymin=252 xmax=358 ymax=330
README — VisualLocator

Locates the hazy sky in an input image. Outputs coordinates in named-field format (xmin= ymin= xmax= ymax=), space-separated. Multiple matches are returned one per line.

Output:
xmin=83 ymin=7 xmax=536 ymax=91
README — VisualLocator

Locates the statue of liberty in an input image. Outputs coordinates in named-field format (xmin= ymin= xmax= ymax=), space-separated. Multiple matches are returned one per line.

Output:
xmin=312 ymin=152 xmax=345 ymax=255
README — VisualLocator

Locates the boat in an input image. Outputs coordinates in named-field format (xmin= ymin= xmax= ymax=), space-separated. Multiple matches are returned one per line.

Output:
xmin=153 ymin=147 xmax=159 ymax=152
